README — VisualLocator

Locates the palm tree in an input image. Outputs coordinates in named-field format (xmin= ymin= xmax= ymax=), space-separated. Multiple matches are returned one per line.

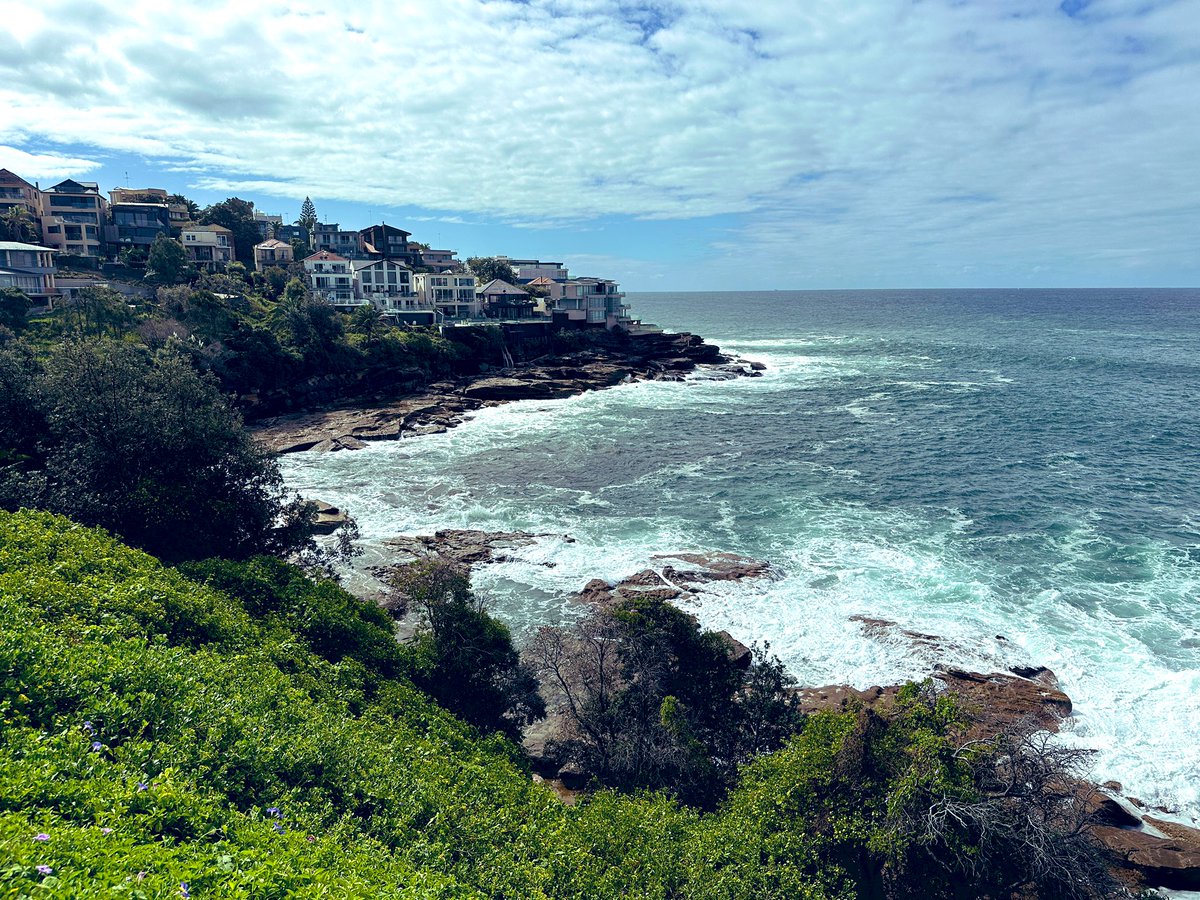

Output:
xmin=0 ymin=206 xmax=38 ymax=243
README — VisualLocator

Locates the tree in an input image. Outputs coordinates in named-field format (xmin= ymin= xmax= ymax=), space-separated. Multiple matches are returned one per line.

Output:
xmin=531 ymin=596 xmax=804 ymax=806
xmin=0 ymin=206 xmax=39 ymax=243
xmin=0 ymin=339 xmax=325 ymax=563
xmin=262 ymin=265 xmax=289 ymax=299
xmin=297 ymin=196 xmax=317 ymax=243
xmin=389 ymin=559 xmax=545 ymax=741
xmin=350 ymin=302 xmax=385 ymax=345
xmin=145 ymin=233 xmax=189 ymax=284
xmin=168 ymin=193 xmax=201 ymax=220
xmin=270 ymin=279 xmax=345 ymax=363
xmin=467 ymin=256 xmax=517 ymax=285
xmin=0 ymin=287 xmax=31 ymax=333
xmin=67 ymin=286 xmax=134 ymax=337
xmin=199 ymin=197 xmax=261 ymax=268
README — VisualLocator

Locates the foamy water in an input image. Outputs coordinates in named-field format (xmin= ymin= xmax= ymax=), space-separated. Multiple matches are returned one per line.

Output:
xmin=280 ymin=288 xmax=1200 ymax=818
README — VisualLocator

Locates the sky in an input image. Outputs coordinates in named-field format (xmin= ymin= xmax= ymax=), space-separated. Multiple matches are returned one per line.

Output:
xmin=1 ymin=0 xmax=1198 ymax=291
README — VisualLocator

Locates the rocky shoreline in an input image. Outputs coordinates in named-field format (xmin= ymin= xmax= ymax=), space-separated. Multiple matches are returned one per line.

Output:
xmin=252 ymin=331 xmax=762 ymax=454
xmin=366 ymin=526 xmax=1200 ymax=893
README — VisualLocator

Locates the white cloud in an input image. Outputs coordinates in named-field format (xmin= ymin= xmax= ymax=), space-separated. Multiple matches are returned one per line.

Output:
xmin=0 ymin=0 xmax=1197 ymax=285
xmin=0 ymin=145 xmax=102 ymax=182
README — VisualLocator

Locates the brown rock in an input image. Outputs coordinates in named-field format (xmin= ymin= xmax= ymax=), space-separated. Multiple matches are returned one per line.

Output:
xmin=716 ymin=630 xmax=753 ymax=669
xmin=1090 ymin=825 xmax=1200 ymax=890
xmin=936 ymin=667 xmax=1073 ymax=737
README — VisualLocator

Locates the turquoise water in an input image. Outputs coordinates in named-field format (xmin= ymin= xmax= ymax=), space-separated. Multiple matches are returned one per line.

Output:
xmin=280 ymin=289 xmax=1200 ymax=815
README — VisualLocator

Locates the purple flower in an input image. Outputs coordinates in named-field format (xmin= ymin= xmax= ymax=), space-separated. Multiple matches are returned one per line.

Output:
xmin=180 ymin=882 xmax=190 ymax=898
xmin=34 ymin=833 xmax=49 ymax=842
xmin=136 ymin=782 xmax=148 ymax=792
xmin=306 ymin=835 xmax=316 ymax=842
xmin=36 ymin=865 xmax=52 ymax=875
xmin=82 ymin=721 xmax=95 ymax=735
xmin=265 ymin=806 xmax=281 ymax=818
xmin=273 ymin=822 xmax=284 ymax=833
xmin=101 ymin=827 xmax=113 ymax=835
xmin=91 ymin=741 xmax=103 ymax=752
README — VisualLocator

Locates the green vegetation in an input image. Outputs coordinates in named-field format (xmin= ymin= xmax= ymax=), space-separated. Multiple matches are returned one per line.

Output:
xmin=0 ymin=511 xmax=1120 ymax=898
xmin=0 ymin=339 xmax=320 ymax=564
xmin=466 ymin=256 xmax=517 ymax=285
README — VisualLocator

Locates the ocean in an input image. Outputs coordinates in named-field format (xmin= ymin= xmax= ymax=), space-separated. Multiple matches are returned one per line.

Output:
xmin=279 ymin=288 xmax=1200 ymax=816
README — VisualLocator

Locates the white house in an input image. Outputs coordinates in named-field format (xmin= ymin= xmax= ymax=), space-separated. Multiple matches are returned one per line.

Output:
xmin=352 ymin=257 xmax=416 ymax=310
xmin=180 ymin=224 xmax=234 ymax=272
xmin=303 ymin=250 xmax=357 ymax=308
xmin=0 ymin=240 xmax=58 ymax=301
xmin=414 ymin=272 xmax=479 ymax=319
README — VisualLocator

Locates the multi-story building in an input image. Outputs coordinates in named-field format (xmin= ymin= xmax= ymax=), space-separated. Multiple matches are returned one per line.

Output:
xmin=498 ymin=257 xmax=569 ymax=281
xmin=40 ymin=179 xmax=107 ymax=263
xmin=311 ymin=223 xmax=365 ymax=258
xmin=0 ymin=170 xmax=45 ymax=237
xmin=252 ymin=239 xmax=294 ymax=269
xmin=275 ymin=224 xmax=307 ymax=244
xmin=414 ymin=272 xmax=479 ymax=319
xmin=352 ymin=257 xmax=413 ymax=304
xmin=477 ymin=279 xmax=535 ymax=319
xmin=181 ymin=224 xmax=235 ymax=272
xmin=108 ymin=201 xmax=171 ymax=251
xmin=303 ymin=250 xmax=356 ymax=308
xmin=252 ymin=211 xmax=282 ymax=240
xmin=360 ymin=224 xmax=420 ymax=266
xmin=0 ymin=241 xmax=58 ymax=302
xmin=417 ymin=248 xmax=463 ymax=270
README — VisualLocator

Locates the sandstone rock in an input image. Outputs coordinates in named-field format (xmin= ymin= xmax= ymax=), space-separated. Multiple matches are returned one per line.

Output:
xmin=716 ymin=630 xmax=753 ymax=669
xmin=1090 ymin=825 xmax=1200 ymax=890
xmin=307 ymin=500 xmax=349 ymax=535
xmin=936 ymin=667 xmax=1073 ymax=737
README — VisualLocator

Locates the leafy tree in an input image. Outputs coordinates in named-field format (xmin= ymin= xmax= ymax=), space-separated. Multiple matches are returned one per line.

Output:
xmin=270 ymin=279 xmax=345 ymax=363
xmin=0 ymin=339 xmax=323 ymax=563
xmin=168 ymin=192 xmax=201 ymax=220
xmin=262 ymin=264 xmax=289 ymax=299
xmin=0 ymin=287 xmax=31 ymax=332
xmin=145 ymin=233 xmax=189 ymax=284
xmin=66 ymin=285 xmax=134 ymax=337
xmin=0 ymin=205 xmax=39 ymax=243
xmin=350 ymin=302 xmax=385 ymax=345
xmin=199 ymin=197 xmax=261 ymax=267
xmin=389 ymin=559 xmax=546 ymax=741
xmin=531 ymin=596 xmax=804 ymax=806
xmin=467 ymin=256 xmax=517 ymax=285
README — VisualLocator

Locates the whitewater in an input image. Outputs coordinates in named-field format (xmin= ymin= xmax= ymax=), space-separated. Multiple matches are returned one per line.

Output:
xmin=280 ymin=288 xmax=1200 ymax=818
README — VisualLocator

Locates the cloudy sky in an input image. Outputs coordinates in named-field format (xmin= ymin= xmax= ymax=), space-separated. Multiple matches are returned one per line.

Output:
xmin=1 ymin=0 xmax=1197 ymax=290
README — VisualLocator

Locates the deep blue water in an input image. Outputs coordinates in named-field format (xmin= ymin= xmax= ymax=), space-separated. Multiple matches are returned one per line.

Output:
xmin=281 ymin=289 xmax=1200 ymax=814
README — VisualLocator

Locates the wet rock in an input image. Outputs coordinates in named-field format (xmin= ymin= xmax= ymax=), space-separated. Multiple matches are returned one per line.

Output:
xmin=653 ymin=551 xmax=776 ymax=585
xmin=381 ymin=529 xmax=541 ymax=567
xmin=308 ymin=500 xmax=349 ymax=535
xmin=936 ymin=667 xmax=1073 ymax=737
xmin=749 ymin=360 xmax=767 ymax=371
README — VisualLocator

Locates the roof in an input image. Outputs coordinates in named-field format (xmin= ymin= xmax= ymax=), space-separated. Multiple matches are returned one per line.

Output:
xmin=47 ymin=179 xmax=99 ymax=194
xmin=254 ymin=239 xmax=291 ymax=250
xmin=0 ymin=241 xmax=56 ymax=253
xmin=303 ymin=250 xmax=349 ymax=262
xmin=527 ymin=276 xmax=556 ymax=285
xmin=0 ymin=169 xmax=36 ymax=188
xmin=111 ymin=201 xmax=169 ymax=208
xmin=352 ymin=257 xmax=411 ymax=270
xmin=478 ymin=279 xmax=529 ymax=297
xmin=182 ymin=224 xmax=234 ymax=234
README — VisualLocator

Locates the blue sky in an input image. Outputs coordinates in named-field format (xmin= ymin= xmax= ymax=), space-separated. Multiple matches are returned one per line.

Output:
xmin=1 ymin=0 xmax=1198 ymax=290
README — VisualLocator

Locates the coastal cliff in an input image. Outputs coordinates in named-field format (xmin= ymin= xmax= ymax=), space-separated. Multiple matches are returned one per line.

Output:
xmin=253 ymin=330 xmax=761 ymax=453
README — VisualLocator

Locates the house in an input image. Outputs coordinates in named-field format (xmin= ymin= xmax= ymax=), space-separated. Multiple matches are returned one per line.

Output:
xmin=0 ymin=241 xmax=58 ymax=302
xmin=252 ymin=238 xmax=294 ymax=269
xmin=252 ymin=211 xmax=282 ymax=240
xmin=414 ymin=272 xmax=479 ymax=319
xmin=311 ymin=223 xmax=365 ymax=258
xmin=0 ymin=170 xmax=45 ymax=235
xmin=303 ymin=250 xmax=357 ymax=308
xmin=498 ymin=257 xmax=569 ymax=282
xmin=274 ymin=224 xmax=307 ymax=245
xmin=360 ymin=224 xmax=419 ymax=266
xmin=40 ymin=179 xmax=108 ymax=263
xmin=574 ymin=277 xmax=630 ymax=328
xmin=181 ymin=224 xmax=235 ymax=272
xmin=417 ymin=248 xmax=463 ymax=270
xmin=352 ymin=257 xmax=416 ymax=309
xmin=477 ymin=279 xmax=534 ymax=319
xmin=108 ymin=201 xmax=171 ymax=251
